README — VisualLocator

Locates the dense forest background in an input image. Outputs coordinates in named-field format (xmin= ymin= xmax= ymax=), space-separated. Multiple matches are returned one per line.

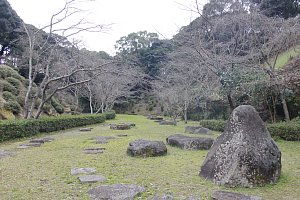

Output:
xmin=0 ymin=0 xmax=299 ymax=122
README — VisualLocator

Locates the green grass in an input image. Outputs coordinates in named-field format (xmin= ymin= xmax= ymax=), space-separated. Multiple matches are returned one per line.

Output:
xmin=274 ymin=45 xmax=300 ymax=69
xmin=0 ymin=114 xmax=299 ymax=199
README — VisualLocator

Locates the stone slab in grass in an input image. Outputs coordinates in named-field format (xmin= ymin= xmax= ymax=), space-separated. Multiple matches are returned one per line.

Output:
xmin=94 ymin=136 xmax=115 ymax=144
xmin=127 ymin=139 xmax=167 ymax=157
xmin=18 ymin=143 xmax=42 ymax=148
xmin=159 ymin=120 xmax=176 ymax=125
xmin=167 ymin=134 xmax=214 ymax=150
xmin=117 ymin=134 xmax=128 ymax=137
xmin=212 ymin=191 xmax=262 ymax=200
xmin=148 ymin=116 xmax=164 ymax=120
xmin=71 ymin=167 xmax=96 ymax=175
xmin=185 ymin=126 xmax=212 ymax=135
xmin=79 ymin=128 xmax=92 ymax=132
xmin=88 ymin=184 xmax=145 ymax=200
xmin=0 ymin=150 xmax=12 ymax=159
xmin=78 ymin=175 xmax=107 ymax=184
xmin=149 ymin=194 xmax=174 ymax=200
xmin=83 ymin=148 xmax=105 ymax=154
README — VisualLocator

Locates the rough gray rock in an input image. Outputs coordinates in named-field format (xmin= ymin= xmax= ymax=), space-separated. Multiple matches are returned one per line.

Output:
xmin=83 ymin=148 xmax=105 ymax=154
xmin=127 ymin=139 xmax=167 ymax=157
xmin=78 ymin=175 xmax=107 ymax=183
xmin=71 ymin=167 xmax=96 ymax=175
xmin=117 ymin=134 xmax=128 ymax=137
xmin=185 ymin=126 xmax=212 ymax=134
xmin=94 ymin=136 xmax=115 ymax=144
xmin=88 ymin=184 xmax=145 ymax=200
xmin=159 ymin=120 xmax=176 ymax=125
xmin=200 ymin=105 xmax=281 ymax=187
xmin=0 ymin=150 xmax=12 ymax=158
xmin=148 ymin=116 xmax=164 ymax=120
xmin=212 ymin=191 xmax=262 ymax=200
xmin=166 ymin=134 xmax=214 ymax=150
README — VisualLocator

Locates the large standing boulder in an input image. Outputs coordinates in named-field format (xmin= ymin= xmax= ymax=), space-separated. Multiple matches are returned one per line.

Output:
xmin=127 ymin=139 xmax=167 ymax=157
xmin=167 ymin=134 xmax=214 ymax=150
xmin=200 ymin=105 xmax=281 ymax=187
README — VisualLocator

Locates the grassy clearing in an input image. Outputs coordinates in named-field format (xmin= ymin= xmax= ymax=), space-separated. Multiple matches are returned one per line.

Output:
xmin=274 ymin=45 xmax=300 ymax=69
xmin=0 ymin=114 xmax=299 ymax=199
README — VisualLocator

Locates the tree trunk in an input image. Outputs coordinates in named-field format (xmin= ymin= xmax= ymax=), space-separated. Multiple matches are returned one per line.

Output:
xmin=280 ymin=91 xmax=290 ymax=121
xmin=227 ymin=94 xmax=234 ymax=111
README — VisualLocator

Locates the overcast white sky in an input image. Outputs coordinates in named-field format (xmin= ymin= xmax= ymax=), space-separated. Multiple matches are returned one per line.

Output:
xmin=7 ymin=0 xmax=208 ymax=55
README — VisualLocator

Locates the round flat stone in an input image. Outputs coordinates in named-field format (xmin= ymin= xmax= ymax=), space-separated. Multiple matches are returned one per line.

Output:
xmin=78 ymin=175 xmax=107 ymax=183
xmin=71 ymin=168 xmax=96 ymax=175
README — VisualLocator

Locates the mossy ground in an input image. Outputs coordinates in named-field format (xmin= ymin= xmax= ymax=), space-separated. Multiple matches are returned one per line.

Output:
xmin=0 ymin=114 xmax=299 ymax=199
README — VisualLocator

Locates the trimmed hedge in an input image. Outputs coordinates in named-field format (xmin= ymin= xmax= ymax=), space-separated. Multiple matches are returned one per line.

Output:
xmin=200 ymin=119 xmax=300 ymax=141
xmin=0 ymin=111 xmax=116 ymax=142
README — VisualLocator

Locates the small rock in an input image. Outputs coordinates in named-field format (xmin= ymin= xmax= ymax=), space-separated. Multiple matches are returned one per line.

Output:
xmin=110 ymin=124 xmax=131 ymax=130
xmin=40 ymin=137 xmax=55 ymax=142
xmin=83 ymin=148 xmax=105 ymax=154
xmin=79 ymin=128 xmax=92 ymax=132
xmin=148 ymin=116 xmax=164 ymax=120
xmin=94 ymin=136 xmax=115 ymax=144
xmin=71 ymin=167 xmax=96 ymax=175
xmin=167 ymin=134 xmax=214 ymax=150
xmin=185 ymin=126 xmax=212 ymax=134
xmin=127 ymin=139 xmax=167 ymax=157
xmin=88 ymin=184 xmax=145 ymax=200
xmin=78 ymin=175 xmax=107 ymax=183
xmin=212 ymin=191 xmax=262 ymax=200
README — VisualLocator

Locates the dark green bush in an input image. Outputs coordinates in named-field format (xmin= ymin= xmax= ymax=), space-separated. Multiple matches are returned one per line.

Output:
xmin=199 ymin=119 xmax=300 ymax=141
xmin=2 ymin=91 xmax=16 ymax=101
xmin=199 ymin=120 xmax=226 ymax=132
xmin=2 ymin=80 xmax=19 ymax=95
xmin=267 ymin=122 xmax=300 ymax=141
xmin=3 ymin=101 xmax=22 ymax=114
xmin=51 ymin=98 xmax=64 ymax=114
xmin=0 ymin=65 xmax=25 ymax=82
xmin=6 ymin=77 xmax=21 ymax=89
xmin=0 ymin=111 xmax=116 ymax=142
xmin=16 ymin=96 xmax=25 ymax=107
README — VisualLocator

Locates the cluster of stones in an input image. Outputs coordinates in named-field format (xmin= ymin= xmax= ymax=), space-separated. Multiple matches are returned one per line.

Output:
xmin=17 ymin=137 xmax=55 ymax=149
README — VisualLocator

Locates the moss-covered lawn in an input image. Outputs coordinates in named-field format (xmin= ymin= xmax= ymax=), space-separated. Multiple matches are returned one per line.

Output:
xmin=0 ymin=114 xmax=299 ymax=199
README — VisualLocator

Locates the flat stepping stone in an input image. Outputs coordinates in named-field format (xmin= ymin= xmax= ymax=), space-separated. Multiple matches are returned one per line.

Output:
xmin=127 ymin=139 xmax=167 ymax=157
xmin=78 ymin=175 xmax=107 ymax=183
xmin=83 ymin=148 xmax=105 ymax=154
xmin=159 ymin=120 xmax=176 ymax=125
xmin=94 ymin=136 xmax=115 ymax=144
xmin=18 ymin=143 xmax=42 ymax=148
xmin=0 ymin=150 xmax=12 ymax=158
xmin=149 ymin=194 xmax=174 ymax=200
xmin=117 ymin=134 xmax=128 ymax=137
xmin=212 ymin=191 xmax=262 ymax=200
xmin=148 ymin=116 xmax=164 ymax=120
xmin=185 ymin=126 xmax=212 ymax=134
xmin=71 ymin=167 xmax=96 ymax=175
xmin=79 ymin=128 xmax=92 ymax=132
xmin=29 ymin=139 xmax=45 ymax=143
xmin=88 ymin=184 xmax=145 ymax=200
xmin=166 ymin=134 xmax=214 ymax=150
xmin=29 ymin=137 xmax=55 ymax=144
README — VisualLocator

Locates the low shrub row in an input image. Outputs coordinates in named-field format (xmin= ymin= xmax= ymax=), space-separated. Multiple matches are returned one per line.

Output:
xmin=0 ymin=111 xmax=116 ymax=142
xmin=199 ymin=119 xmax=300 ymax=141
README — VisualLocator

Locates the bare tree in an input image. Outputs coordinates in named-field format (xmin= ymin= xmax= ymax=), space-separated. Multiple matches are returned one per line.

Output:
xmin=21 ymin=0 xmax=110 ymax=119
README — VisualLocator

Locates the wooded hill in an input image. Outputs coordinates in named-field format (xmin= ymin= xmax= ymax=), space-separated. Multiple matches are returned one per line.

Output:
xmin=0 ymin=0 xmax=299 ymax=122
